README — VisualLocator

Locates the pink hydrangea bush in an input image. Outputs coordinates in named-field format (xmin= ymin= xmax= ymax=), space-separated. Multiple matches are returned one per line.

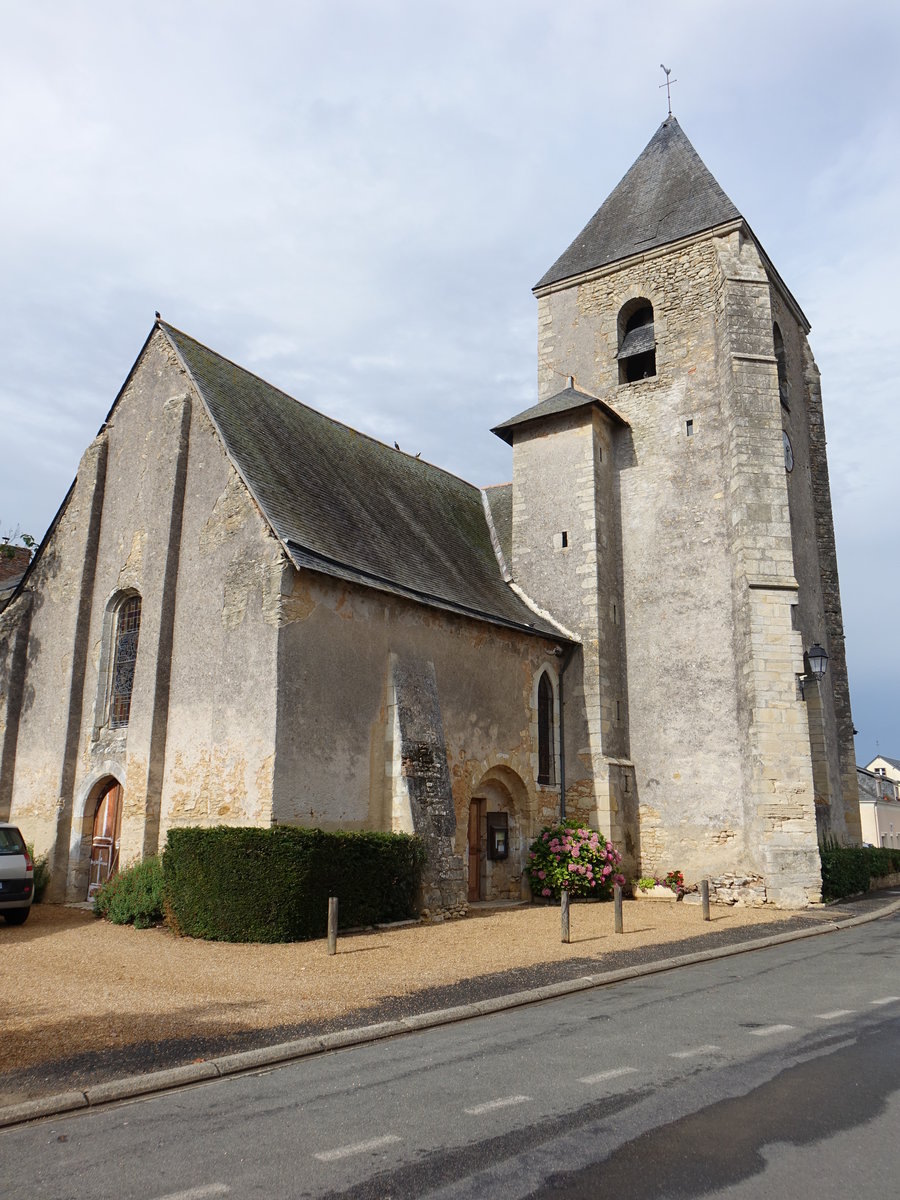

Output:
xmin=527 ymin=820 xmax=625 ymax=902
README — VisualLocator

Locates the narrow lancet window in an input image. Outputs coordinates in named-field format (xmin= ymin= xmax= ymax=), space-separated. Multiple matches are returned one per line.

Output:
xmin=537 ymin=671 xmax=555 ymax=785
xmin=110 ymin=595 xmax=141 ymax=728
xmin=773 ymin=323 xmax=789 ymax=409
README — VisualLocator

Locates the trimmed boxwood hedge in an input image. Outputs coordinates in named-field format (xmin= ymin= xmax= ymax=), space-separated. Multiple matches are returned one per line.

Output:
xmin=162 ymin=825 xmax=426 ymax=942
xmin=820 ymin=843 xmax=900 ymax=902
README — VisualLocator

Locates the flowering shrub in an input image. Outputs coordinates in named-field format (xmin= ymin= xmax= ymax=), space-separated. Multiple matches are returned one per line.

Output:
xmin=663 ymin=870 xmax=684 ymax=895
xmin=527 ymin=821 xmax=624 ymax=901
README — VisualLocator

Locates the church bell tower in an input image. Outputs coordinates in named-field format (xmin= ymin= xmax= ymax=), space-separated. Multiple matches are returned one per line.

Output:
xmin=495 ymin=116 xmax=859 ymax=906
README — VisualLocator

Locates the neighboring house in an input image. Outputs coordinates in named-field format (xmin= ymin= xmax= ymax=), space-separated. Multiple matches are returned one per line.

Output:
xmin=857 ymin=766 xmax=900 ymax=848
xmin=0 ymin=547 xmax=31 ymax=612
xmin=0 ymin=117 xmax=860 ymax=910
xmin=865 ymin=755 xmax=900 ymax=786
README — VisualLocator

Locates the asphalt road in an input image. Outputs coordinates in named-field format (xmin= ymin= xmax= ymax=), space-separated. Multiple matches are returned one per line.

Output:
xmin=3 ymin=913 xmax=898 ymax=1200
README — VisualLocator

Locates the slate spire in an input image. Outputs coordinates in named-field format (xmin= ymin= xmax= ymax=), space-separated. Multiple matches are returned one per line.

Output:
xmin=535 ymin=117 xmax=741 ymax=290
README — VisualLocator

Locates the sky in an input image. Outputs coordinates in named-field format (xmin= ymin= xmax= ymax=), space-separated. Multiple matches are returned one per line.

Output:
xmin=1 ymin=0 xmax=897 ymax=765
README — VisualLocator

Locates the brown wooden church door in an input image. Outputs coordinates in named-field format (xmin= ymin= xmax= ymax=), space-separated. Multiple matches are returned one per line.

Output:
xmin=467 ymin=798 xmax=485 ymax=902
xmin=87 ymin=781 xmax=123 ymax=899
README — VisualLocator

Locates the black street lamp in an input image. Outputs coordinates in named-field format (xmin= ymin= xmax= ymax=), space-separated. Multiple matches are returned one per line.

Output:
xmin=799 ymin=642 xmax=829 ymax=699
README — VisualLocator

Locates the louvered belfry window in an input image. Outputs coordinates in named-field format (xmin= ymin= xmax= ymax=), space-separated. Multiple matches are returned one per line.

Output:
xmin=110 ymin=595 xmax=141 ymax=728
xmin=618 ymin=301 xmax=656 ymax=383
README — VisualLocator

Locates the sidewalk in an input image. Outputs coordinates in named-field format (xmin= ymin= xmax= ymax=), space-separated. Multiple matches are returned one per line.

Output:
xmin=2 ymin=889 xmax=897 ymax=1126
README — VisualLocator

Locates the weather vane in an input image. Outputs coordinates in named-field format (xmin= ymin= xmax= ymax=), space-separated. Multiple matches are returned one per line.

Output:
xmin=659 ymin=64 xmax=677 ymax=116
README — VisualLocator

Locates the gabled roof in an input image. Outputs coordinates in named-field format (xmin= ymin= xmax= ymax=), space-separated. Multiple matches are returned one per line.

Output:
xmin=160 ymin=324 xmax=567 ymax=639
xmin=492 ymin=382 xmax=628 ymax=446
xmin=535 ymin=117 xmax=741 ymax=290
xmin=868 ymin=755 xmax=900 ymax=771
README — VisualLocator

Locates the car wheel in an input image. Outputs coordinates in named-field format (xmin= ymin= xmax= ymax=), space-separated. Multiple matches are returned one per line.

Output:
xmin=3 ymin=908 xmax=30 ymax=925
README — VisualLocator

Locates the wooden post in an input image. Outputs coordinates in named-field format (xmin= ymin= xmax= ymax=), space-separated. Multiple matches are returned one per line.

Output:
xmin=700 ymin=879 xmax=710 ymax=922
xmin=614 ymin=883 xmax=624 ymax=934
xmin=327 ymin=896 xmax=339 ymax=954
xmin=561 ymin=890 xmax=570 ymax=943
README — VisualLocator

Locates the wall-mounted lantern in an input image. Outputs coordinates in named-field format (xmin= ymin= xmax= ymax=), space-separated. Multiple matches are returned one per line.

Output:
xmin=799 ymin=642 xmax=828 ymax=700
xmin=486 ymin=812 xmax=509 ymax=860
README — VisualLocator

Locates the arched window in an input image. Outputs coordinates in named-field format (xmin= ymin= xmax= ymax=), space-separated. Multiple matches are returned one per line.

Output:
xmin=537 ymin=672 xmax=555 ymax=785
xmin=618 ymin=300 xmax=656 ymax=383
xmin=110 ymin=594 xmax=141 ymax=728
xmin=773 ymin=323 xmax=789 ymax=409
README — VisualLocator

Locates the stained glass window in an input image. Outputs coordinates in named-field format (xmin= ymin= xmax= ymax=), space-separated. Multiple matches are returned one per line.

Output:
xmin=110 ymin=595 xmax=141 ymax=728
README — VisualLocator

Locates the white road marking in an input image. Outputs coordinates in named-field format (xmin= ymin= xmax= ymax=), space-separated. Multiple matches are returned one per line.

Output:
xmin=464 ymin=1094 xmax=531 ymax=1115
xmin=579 ymin=1067 xmax=638 ymax=1084
xmin=870 ymin=996 xmax=899 ymax=1006
xmin=749 ymin=1024 xmax=794 ymax=1037
xmin=815 ymin=1009 xmax=855 ymax=1020
xmin=669 ymin=1045 xmax=721 ymax=1059
xmin=314 ymin=1135 xmax=401 ymax=1163
xmin=153 ymin=1186 xmax=229 ymax=1200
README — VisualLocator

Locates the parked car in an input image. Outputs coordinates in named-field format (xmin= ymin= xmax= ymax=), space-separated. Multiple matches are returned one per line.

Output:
xmin=0 ymin=823 xmax=33 ymax=924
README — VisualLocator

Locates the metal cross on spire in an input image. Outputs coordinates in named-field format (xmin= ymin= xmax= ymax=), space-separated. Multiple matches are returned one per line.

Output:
xmin=659 ymin=64 xmax=677 ymax=116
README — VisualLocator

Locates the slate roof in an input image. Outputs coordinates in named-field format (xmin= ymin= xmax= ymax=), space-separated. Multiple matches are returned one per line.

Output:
xmin=535 ymin=117 xmax=741 ymax=290
xmin=483 ymin=483 xmax=513 ymax=569
xmin=492 ymin=383 xmax=628 ymax=446
xmin=160 ymin=324 xmax=566 ymax=639
xmin=870 ymin=755 xmax=900 ymax=771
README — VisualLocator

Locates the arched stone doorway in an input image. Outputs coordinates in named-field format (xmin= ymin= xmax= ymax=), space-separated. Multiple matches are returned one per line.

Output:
xmin=466 ymin=767 xmax=530 ymax=902
xmin=86 ymin=778 xmax=123 ymax=899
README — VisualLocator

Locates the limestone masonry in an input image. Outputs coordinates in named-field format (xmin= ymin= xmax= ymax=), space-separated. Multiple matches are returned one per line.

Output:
xmin=0 ymin=117 xmax=859 ymax=911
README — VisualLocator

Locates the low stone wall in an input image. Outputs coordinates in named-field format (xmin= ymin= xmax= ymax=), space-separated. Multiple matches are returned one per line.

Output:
xmin=709 ymin=873 xmax=767 ymax=907
xmin=420 ymin=902 xmax=469 ymax=923
xmin=870 ymin=871 xmax=900 ymax=890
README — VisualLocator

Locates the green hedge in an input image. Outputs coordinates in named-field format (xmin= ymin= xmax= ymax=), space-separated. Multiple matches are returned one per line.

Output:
xmin=163 ymin=826 xmax=426 ymax=942
xmin=820 ymin=843 xmax=900 ymax=902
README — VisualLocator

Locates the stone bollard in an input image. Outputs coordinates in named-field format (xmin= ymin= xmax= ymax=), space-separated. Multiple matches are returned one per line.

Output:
xmin=561 ymin=891 xmax=570 ymax=943
xmin=327 ymin=896 xmax=339 ymax=955
xmin=614 ymin=883 xmax=624 ymax=934
xmin=700 ymin=879 xmax=710 ymax=922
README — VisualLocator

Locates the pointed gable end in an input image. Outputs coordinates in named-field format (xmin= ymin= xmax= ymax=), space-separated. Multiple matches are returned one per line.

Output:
xmin=535 ymin=117 xmax=741 ymax=290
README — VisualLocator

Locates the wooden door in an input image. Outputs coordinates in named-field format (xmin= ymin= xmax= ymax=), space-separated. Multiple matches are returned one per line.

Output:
xmin=467 ymin=798 xmax=485 ymax=902
xmin=87 ymin=781 xmax=123 ymax=899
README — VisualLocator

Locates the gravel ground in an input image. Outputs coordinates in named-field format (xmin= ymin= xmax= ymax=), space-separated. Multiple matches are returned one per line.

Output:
xmin=0 ymin=897 xmax=870 ymax=1106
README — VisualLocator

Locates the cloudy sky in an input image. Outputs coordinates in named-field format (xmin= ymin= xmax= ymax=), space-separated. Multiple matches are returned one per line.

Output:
xmin=1 ymin=1 xmax=897 ymax=764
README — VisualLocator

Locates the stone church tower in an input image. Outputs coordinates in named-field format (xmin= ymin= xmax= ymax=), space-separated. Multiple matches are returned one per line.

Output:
xmin=495 ymin=117 xmax=860 ymax=906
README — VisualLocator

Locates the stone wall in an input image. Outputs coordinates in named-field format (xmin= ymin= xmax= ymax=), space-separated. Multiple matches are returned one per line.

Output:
xmin=534 ymin=231 xmax=753 ymax=885
xmin=1 ymin=331 xmax=281 ymax=900
xmin=509 ymin=406 xmax=629 ymax=861
xmin=531 ymin=223 xmax=844 ymax=905
xmin=273 ymin=566 xmax=562 ymax=914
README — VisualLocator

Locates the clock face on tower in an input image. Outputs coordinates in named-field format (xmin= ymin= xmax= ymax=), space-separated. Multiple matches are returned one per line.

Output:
xmin=783 ymin=430 xmax=794 ymax=472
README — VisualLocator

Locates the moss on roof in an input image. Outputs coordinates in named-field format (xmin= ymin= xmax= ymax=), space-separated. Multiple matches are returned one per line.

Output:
xmin=161 ymin=324 xmax=566 ymax=638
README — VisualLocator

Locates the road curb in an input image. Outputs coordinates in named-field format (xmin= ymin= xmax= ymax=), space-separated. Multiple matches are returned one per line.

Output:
xmin=3 ymin=896 xmax=898 ymax=1130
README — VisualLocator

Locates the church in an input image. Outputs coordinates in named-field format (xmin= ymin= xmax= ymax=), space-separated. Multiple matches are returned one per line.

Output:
xmin=0 ymin=117 xmax=861 ymax=912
